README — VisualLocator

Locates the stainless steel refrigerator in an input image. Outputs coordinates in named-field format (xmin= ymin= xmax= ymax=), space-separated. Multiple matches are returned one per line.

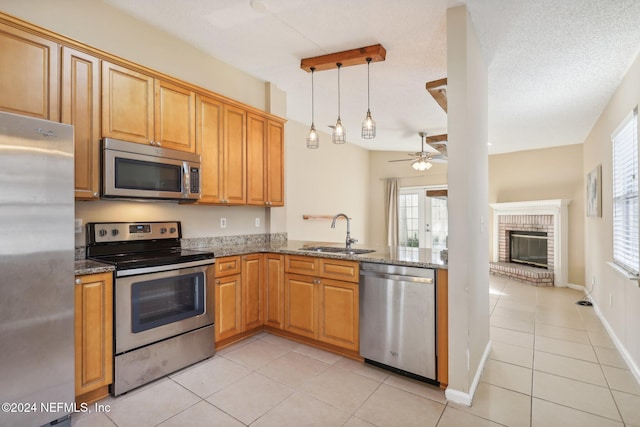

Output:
xmin=0 ymin=111 xmax=75 ymax=427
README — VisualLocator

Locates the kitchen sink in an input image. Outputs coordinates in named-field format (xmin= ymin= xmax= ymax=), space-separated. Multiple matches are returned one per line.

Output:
xmin=299 ymin=246 xmax=375 ymax=255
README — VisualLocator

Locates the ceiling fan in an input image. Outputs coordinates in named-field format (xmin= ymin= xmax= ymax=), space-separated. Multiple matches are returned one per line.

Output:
xmin=388 ymin=132 xmax=448 ymax=170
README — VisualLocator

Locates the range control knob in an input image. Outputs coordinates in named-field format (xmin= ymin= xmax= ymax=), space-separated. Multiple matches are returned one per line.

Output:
xmin=98 ymin=229 xmax=107 ymax=237
xmin=169 ymin=227 xmax=177 ymax=234
xmin=111 ymin=229 xmax=119 ymax=237
xmin=160 ymin=227 xmax=167 ymax=234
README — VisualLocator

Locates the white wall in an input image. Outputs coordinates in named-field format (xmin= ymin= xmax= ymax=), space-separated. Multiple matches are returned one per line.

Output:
xmin=583 ymin=50 xmax=640 ymax=380
xmin=285 ymin=121 xmax=370 ymax=244
xmin=445 ymin=5 xmax=490 ymax=404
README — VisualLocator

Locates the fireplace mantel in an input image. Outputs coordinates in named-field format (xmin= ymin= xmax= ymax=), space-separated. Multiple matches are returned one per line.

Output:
xmin=490 ymin=199 xmax=571 ymax=286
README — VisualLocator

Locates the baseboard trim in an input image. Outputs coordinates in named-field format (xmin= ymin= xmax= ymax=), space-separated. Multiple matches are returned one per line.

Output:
xmin=563 ymin=282 xmax=583 ymax=291
xmin=444 ymin=340 xmax=492 ymax=406
xmin=589 ymin=298 xmax=640 ymax=386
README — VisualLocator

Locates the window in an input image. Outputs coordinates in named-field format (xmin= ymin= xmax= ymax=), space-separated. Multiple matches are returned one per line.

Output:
xmin=612 ymin=107 xmax=639 ymax=274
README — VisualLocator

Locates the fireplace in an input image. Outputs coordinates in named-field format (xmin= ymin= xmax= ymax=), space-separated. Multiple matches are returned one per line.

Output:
xmin=510 ymin=231 xmax=548 ymax=268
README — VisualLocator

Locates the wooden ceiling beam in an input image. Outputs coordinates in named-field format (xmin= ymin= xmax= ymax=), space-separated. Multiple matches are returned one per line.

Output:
xmin=426 ymin=78 xmax=447 ymax=113
xmin=300 ymin=44 xmax=386 ymax=72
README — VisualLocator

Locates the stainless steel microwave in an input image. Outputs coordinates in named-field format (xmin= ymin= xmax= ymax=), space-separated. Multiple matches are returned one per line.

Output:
xmin=102 ymin=138 xmax=201 ymax=201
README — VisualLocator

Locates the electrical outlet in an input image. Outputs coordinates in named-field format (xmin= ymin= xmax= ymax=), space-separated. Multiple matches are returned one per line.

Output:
xmin=220 ymin=218 xmax=227 ymax=228
xmin=74 ymin=218 xmax=83 ymax=234
xmin=255 ymin=218 xmax=261 ymax=227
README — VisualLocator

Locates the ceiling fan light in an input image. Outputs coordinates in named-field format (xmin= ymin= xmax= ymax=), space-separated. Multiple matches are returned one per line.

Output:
xmin=307 ymin=124 xmax=319 ymax=149
xmin=332 ymin=117 xmax=346 ymax=144
xmin=411 ymin=158 xmax=432 ymax=171
xmin=361 ymin=110 xmax=376 ymax=139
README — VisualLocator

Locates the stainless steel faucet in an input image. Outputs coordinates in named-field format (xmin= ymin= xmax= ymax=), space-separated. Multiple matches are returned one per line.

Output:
xmin=331 ymin=213 xmax=358 ymax=249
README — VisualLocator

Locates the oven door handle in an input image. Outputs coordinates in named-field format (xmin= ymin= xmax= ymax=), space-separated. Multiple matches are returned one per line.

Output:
xmin=116 ymin=258 xmax=215 ymax=277
xmin=182 ymin=161 xmax=190 ymax=198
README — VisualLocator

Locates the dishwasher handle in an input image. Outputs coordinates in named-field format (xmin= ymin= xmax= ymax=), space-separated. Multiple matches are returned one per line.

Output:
xmin=360 ymin=269 xmax=433 ymax=284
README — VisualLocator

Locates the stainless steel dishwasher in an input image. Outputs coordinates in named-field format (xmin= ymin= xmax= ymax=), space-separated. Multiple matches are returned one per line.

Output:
xmin=359 ymin=262 xmax=437 ymax=383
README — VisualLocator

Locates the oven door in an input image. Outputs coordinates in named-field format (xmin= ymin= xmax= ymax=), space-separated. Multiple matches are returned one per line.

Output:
xmin=115 ymin=264 xmax=214 ymax=354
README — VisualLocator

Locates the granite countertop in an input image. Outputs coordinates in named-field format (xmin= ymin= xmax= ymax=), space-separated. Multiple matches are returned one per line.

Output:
xmin=75 ymin=259 xmax=116 ymax=276
xmin=204 ymin=240 xmax=448 ymax=269
xmin=74 ymin=240 xmax=447 ymax=275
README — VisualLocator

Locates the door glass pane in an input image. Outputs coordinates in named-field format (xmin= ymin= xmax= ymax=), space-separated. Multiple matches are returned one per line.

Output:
xmin=399 ymin=193 xmax=420 ymax=247
xmin=430 ymin=197 xmax=448 ymax=252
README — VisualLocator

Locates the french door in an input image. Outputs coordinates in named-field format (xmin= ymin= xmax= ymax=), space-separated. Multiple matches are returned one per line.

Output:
xmin=398 ymin=187 xmax=448 ymax=250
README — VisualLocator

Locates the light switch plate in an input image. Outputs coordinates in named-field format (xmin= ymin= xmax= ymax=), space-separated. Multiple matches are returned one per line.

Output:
xmin=74 ymin=218 xmax=83 ymax=234
xmin=255 ymin=218 xmax=261 ymax=227
xmin=220 ymin=218 xmax=227 ymax=228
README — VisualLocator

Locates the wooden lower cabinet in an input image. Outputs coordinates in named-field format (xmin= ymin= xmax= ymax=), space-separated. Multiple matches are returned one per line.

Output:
xmin=283 ymin=255 xmax=359 ymax=353
xmin=264 ymin=253 xmax=285 ymax=329
xmin=214 ymin=271 xmax=242 ymax=342
xmin=318 ymin=279 xmax=359 ymax=351
xmin=74 ymin=272 xmax=113 ymax=404
xmin=242 ymin=253 xmax=263 ymax=330
xmin=284 ymin=274 xmax=318 ymax=339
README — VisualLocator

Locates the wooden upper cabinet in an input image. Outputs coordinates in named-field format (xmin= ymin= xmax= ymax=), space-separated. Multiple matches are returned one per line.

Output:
xmin=154 ymin=79 xmax=195 ymax=152
xmin=62 ymin=47 xmax=101 ymax=200
xmin=223 ymin=104 xmax=247 ymax=204
xmin=0 ymin=22 xmax=59 ymax=120
xmin=247 ymin=113 xmax=285 ymax=206
xmin=102 ymin=61 xmax=195 ymax=152
xmin=196 ymin=96 xmax=246 ymax=205
xmin=266 ymin=120 xmax=285 ymax=206
xmin=102 ymin=61 xmax=153 ymax=144
xmin=196 ymin=94 xmax=224 ymax=203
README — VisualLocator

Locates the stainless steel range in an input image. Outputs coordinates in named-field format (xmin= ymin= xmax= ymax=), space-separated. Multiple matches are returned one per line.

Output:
xmin=86 ymin=221 xmax=215 ymax=396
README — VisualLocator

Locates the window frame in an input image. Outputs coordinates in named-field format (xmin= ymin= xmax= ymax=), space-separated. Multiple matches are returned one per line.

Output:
xmin=612 ymin=107 xmax=639 ymax=275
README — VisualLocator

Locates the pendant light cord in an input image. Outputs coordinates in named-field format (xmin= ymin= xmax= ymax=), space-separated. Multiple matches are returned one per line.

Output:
xmin=366 ymin=58 xmax=371 ymax=111
xmin=311 ymin=67 xmax=315 ymax=125
xmin=337 ymin=63 xmax=342 ymax=118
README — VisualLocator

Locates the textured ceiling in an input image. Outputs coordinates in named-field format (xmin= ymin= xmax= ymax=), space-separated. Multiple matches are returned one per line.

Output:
xmin=101 ymin=0 xmax=640 ymax=154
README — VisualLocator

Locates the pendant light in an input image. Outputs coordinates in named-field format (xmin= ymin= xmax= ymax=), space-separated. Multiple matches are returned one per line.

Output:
xmin=332 ymin=63 xmax=346 ymax=144
xmin=306 ymin=67 xmax=319 ymax=149
xmin=361 ymin=57 xmax=376 ymax=139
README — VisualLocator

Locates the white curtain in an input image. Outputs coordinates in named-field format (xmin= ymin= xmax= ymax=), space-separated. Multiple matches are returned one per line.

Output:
xmin=386 ymin=178 xmax=399 ymax=246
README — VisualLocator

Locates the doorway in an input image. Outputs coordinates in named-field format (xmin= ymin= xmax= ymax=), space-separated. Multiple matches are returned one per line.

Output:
xmin=398 ymin=186 xmax=448 ymax=250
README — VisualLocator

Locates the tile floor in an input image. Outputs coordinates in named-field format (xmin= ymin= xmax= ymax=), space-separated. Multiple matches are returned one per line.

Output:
xmin=72 ymin=275 xmax=640 ymax=426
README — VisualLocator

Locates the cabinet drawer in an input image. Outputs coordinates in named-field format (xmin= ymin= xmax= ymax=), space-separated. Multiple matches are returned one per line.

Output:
xmin=215 ymin=255 xmax=242 ymax=277
xmin=319 ymin=258 xmax=359 ymax=283
xmin=285 ymin=255 xmax=319 ymax=276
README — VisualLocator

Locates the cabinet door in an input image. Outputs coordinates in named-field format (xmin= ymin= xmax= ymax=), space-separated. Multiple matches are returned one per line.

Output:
xmin=284 ymin=273 xmax=317 ymax=339
xmin=264 ymin=253 xmax=284 ymax=329
xmin=154 ymin=79 xmax=195 ymax=152
xmin=214 ymin=273 xmax=242 ymax=342
xmin=196 ymin=94 xmax=223 ymax=203
xmin=0 ymin=22 xmax=59 ymax=120
xmin=266 ymin=120 xmax=285 ymax=206
xmin=246 ymin=113 xmax=268 ymax=205
xmin=223 ymin=104 xmax=246 ymax=204
xmin=102 ymin=61 xmax=154 ymax=144
xmin=74 ymin=272 xmax=113 ymax=398
xmin=62 ymin=47 xmax=100 ymax=200
xmin=318 ymin=279 xmax=359 ymax=351
xmin=242 ymin=254 xmax=263 ymax=331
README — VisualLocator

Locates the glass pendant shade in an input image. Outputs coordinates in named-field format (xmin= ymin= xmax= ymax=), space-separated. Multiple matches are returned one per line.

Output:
xmin=332 ymin=63 xmax=347 ymax=144
xmin=362 ymin=109 xmax=375 ymax=139
xmin=307 ymin=123 xmax=319 ymax=149
xmin=332 ymin=117 xmax=346 ymax=144
xmin=306 ymin=67 xmax=319 ymax=149
xmin=361 ymin=58 xmax=376 ymax=139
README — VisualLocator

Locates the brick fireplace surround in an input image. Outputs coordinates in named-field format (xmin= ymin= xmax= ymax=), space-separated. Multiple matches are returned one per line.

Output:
xmin=490 ymin=199 xmax=571 ymax=286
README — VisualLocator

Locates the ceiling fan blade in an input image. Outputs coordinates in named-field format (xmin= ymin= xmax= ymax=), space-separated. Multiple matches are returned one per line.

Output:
xmin=388 ymin=159 xmax=413 ymax=163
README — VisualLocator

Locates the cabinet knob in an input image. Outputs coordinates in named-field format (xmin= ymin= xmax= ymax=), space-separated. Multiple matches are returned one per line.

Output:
xmin=149 ymin=141 xmax=155 ymax=146
xmin=156 ymin=141 xmax=162 ymax=147
xmin=93 ymin=192 xmax=99 ymax=197
xmin=215 ymin=280 xmax=221 ymax=284
xmin=75 ymin=278 xmax=82 ymax=285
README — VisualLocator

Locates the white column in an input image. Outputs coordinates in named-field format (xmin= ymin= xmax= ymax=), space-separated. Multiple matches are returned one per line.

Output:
xmin=445 ymin=6 xmax=491 ymax=405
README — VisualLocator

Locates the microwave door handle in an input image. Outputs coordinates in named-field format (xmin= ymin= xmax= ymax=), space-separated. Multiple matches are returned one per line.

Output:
xmin=182 ymin=162 xmax=190 ymax=198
